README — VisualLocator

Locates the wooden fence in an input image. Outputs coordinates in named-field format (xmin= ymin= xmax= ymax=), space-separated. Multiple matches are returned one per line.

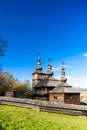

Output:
xmin=0 ymin=96 xmax=87 ymax=116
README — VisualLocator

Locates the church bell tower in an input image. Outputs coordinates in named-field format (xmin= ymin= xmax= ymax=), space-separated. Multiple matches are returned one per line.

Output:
xmin=32 ymin=53 xmax=46 ymax=87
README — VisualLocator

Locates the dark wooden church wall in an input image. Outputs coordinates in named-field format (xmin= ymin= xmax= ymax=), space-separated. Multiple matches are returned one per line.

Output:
xmin=64 ymin=93 xmax=80 ymax=105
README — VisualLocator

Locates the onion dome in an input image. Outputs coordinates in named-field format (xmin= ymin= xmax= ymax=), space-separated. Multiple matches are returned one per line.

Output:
xmin=47 ymin=64 xmax=53 ymax=77
xmin=60 ymin=61 xmax=67 ymax=83
xmin=36 ymin=53 xmax=42 ymax=71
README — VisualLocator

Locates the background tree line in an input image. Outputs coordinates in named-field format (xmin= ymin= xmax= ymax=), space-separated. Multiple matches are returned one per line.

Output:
xmin=0 ymin=71 xmax=31 ymax=97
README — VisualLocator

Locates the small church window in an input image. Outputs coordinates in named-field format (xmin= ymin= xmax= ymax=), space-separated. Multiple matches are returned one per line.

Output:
xmin=54 ymin=96 xmax=57 ymax=99
xmin=71 ymin=96 xmax=74 ymax=100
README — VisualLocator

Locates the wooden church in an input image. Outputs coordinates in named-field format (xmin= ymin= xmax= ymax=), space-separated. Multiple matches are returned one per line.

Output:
xmin=26 ymin=55 xmax=80 ymax=105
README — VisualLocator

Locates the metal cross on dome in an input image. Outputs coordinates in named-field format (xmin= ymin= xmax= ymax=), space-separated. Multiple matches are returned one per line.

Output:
xmin=48 ymin=58 xmax=51 ymax=64
xmin=38 ymin=52 xmax=40 ymax=57
xmin=62 ymin=61 xmax=65 ymax=66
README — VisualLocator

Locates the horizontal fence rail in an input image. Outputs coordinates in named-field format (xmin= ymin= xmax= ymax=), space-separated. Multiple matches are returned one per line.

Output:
xmin=0 ymin=97 xmax=87 ymax=116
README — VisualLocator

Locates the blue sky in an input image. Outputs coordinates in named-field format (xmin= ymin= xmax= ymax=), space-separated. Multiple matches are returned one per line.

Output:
xmin=0 ymin=0 xmax=87 ymax=88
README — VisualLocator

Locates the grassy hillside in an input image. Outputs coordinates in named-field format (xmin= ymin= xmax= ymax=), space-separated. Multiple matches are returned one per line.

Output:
xmin=0 ymin=105 xmax=87 ymax=130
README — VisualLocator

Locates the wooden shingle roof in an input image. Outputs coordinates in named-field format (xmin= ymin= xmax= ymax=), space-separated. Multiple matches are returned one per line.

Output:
xmin=49 ymin=82 xmax=80 ymax=94
xmin=49 ymin=87 xmax=80 ymax=93
xmin=34 ymin=77 xmax=60 ymax=88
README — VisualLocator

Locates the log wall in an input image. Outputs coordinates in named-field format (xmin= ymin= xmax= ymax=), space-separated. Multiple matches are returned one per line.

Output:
xmin=64 ymin=93 xmax=80 ymax=105
xmin=49 ymin=93 xmax=64 ymax=103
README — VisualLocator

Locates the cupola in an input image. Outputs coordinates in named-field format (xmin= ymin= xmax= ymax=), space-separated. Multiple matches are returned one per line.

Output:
xmin=47 ymin=64 xmax=53 ymax=77
xmin=60 ymin=61 xmax=67 ymax=83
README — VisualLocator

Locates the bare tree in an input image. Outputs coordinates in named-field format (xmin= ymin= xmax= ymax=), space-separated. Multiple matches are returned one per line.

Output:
xmin=0 ymin=35 xmax=7 ymax=56
xmin=0 ymin=35 xmax=7 ymax=73
xmin=0 ymin=35 xmax=7 ymax=95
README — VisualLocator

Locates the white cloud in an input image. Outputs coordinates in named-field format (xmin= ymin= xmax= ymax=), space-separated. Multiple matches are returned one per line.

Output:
xmin=53 ymin=64 xmax=71 ymax=71
xmin=54 ymin=75 xmax=87 ymax=88
xmin=53 ymin=67 xmax=61 ymax=71
xmin=67 ymin=76 xmax=87 ymax=88
xmin=83 ymin=53 xmax=87 ymax=57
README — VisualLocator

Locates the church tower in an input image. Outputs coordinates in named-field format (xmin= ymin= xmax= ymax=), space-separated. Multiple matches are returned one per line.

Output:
xmin=60 ymin=61 xmax=67 ymax=83
xmin=46 ymin=64 xmax=53 ymax=77
xmin=32 ymin=54 xmax=46 ymax=87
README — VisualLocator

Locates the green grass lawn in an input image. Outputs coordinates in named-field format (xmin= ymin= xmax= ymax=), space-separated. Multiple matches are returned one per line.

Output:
xmin=0 ymin=105 xmax=87 ymax=130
